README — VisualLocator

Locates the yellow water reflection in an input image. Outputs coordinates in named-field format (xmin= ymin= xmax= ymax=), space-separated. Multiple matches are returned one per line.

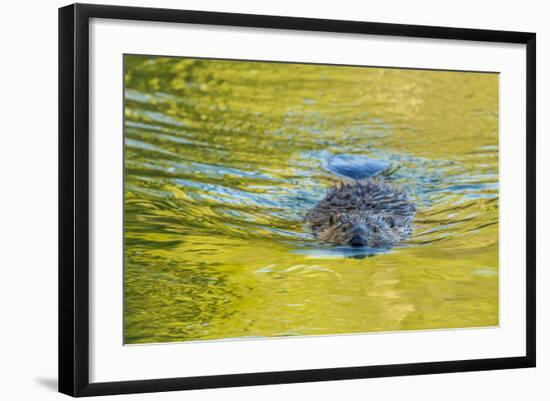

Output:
xmin=124 ymin=55 xmax=499 ymax=344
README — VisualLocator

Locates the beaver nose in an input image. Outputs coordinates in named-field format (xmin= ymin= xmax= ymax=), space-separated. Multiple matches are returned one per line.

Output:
xmin=349 ymin=235 xmax=367 ymax=247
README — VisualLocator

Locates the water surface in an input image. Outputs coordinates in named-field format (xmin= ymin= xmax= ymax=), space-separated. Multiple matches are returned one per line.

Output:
xmin=123 ymin=55 xmax=499 ymax=344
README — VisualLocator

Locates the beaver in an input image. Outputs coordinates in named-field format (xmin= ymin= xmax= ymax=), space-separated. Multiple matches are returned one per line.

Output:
xmin=305 ymin=180 xmax=415 ymax=247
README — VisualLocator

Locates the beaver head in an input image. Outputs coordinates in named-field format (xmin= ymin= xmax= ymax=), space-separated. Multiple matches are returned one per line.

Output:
xmin=317 ymin=211 xmax=399 ymax=247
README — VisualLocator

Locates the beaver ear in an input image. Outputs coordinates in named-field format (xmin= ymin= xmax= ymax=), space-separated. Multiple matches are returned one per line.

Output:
xmin=385 ymin=216 xmax=395 ymax=228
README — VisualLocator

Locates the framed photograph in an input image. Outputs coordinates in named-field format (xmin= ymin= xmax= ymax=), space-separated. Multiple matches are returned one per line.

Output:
xmin=59 ymin=3 xmax=536 ymax=397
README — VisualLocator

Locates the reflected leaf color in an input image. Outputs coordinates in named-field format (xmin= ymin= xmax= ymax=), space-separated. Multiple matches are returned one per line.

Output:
xmin=123 ymin=55 xmax=499 ymax=344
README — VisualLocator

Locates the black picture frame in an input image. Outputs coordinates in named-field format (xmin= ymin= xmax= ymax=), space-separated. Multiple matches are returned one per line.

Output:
xmin=59 ymin=3 xmax=536 ymax=397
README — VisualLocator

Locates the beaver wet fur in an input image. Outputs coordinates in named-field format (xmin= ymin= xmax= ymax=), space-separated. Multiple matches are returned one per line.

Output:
xmin=305 ymin=180 xmax=415 ymax=247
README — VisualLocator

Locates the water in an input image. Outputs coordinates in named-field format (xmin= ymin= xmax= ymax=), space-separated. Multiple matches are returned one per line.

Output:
xmin=123 ymin=55 xmax=499 ymax=344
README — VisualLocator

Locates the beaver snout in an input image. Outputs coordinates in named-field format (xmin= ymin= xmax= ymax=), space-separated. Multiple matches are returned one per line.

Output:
xmin=349 ymin=227 xmax=368 ymax=247
xmin=349 ymin=235 xmax=367 ymax=247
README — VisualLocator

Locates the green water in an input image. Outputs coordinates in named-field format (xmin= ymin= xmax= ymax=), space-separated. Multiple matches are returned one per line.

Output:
xmin=123 ymin=55 xmax=499 ymax=344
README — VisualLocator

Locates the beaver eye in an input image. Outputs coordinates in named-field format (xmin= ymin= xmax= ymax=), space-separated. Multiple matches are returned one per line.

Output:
xmin=372 ymin=226 xmax=379 ymax=233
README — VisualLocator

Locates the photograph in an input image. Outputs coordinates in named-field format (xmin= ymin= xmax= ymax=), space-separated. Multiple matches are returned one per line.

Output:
xmin=123 ymin=54 xmax=499 ymax=345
